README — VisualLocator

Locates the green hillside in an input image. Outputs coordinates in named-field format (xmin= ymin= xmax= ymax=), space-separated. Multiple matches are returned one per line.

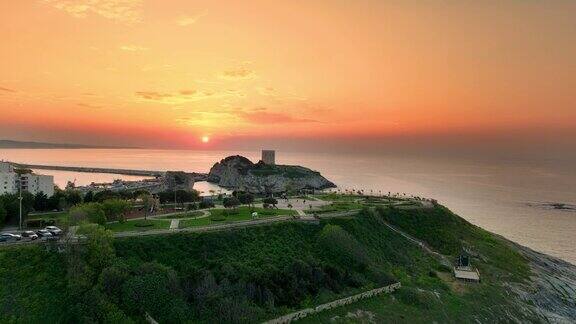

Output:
xmin=0 ymin=205 xmax=540 ymax=323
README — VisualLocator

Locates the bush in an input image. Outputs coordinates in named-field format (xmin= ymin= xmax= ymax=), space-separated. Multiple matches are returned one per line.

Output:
xmin=199 ymin=200 xmax=214 ymax=209
xmin=121 ymin=263 xmax=188 ymax=323
xmin=318 ymin=224 xmax=370 ymax=270
xmin=223 ymin=197 xmax=240 ymax=209
xmin=25 ymin=219 xmax=56 ymax=228
xmin=99 ymin=261 xmax=130 ymax=303
xmin=396 ymin=288 xmax=434 ymax=310
xmin=263 ymin=197 xmax=278 ymax=206
xmin=69 ymin=203 xmax=106 ymax=225
xmin=101 ymin=199 xmax=131 ymax=223
xmin=0 ymin=200 xmax=6 ymax=225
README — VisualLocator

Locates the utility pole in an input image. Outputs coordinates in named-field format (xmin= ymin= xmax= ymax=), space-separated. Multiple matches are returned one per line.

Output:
xmin=18 ymin=176 xmax=23 ymax=230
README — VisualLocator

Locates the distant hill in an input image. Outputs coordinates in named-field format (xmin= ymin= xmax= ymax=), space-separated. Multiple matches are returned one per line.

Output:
xmin=0 ymin=139 xmax=136 ymax=149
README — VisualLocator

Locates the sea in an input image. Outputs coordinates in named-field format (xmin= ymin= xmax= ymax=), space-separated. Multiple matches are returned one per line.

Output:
xmin=1 ymin=148 xmax=575 ymax=265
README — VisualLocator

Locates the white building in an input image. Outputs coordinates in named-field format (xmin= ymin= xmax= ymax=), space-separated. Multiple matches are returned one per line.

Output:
xmin=0 ymin=162 xmax=54 ymax=197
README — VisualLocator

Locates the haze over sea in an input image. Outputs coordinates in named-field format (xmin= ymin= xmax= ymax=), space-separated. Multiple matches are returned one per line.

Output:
xmin=2 ymin=148 xmax=575 ymax=265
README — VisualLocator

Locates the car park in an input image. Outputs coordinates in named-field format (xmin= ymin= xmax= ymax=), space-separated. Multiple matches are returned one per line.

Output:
xmin=0 ymin=233 xmax=22 ymax=242
xmin=45 ymin=226 xmax=63 ymax=236
xmin=21 ymin=231 xmax=39 ymax=240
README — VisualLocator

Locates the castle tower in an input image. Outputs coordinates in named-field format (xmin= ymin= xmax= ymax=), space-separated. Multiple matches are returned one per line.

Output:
xmin=262 ymin=150 xmax=276 ymax=165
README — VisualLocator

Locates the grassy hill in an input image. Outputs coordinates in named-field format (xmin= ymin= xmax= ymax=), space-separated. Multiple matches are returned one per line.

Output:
xmin=0 ymin=205 xmax=543 ymax=323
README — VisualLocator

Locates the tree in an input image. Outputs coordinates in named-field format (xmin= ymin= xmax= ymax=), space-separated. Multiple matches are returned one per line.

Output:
xmin=84 ymin=191 xmax=94 ymax=203
xmin=33 ymin=192 xmax=50 ymax=211
xmin=48 ymin=188 xmax=67 ymax=210
xmin=237 ymin=192 xmax=254 ymax=206
xmin=69 ymin=203 xmax=106 ymax=225
xmin=121 ymin=262 xmax=188 ymax=323
xmin=223 ymin=197 xmax=240 ymax=209
xmin=83 ymin=224 xmax=116 ymax=273
xmin=0 ymin=200 xmax=6 ymax=225
xmin=101 ymin=199 xmax=131 ymax=223
xmin=139 ymin=194 xmax=159 ymax=220
xmin=263 ymin=197 xmax=278 ymax=208
xmin=66 ymin=190 xmax=83 ymax=206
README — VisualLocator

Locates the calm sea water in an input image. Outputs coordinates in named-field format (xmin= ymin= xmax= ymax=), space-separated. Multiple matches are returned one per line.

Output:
xmin=2 ymin=149 xmax=575 ymax=265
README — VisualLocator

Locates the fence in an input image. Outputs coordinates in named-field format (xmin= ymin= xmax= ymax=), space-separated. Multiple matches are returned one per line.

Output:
xmin=263 ymin=282 xmax=401 ymax=324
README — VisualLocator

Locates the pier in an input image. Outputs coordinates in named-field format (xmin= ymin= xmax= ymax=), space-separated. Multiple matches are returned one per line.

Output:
xmin=15 ymin=163 xmax=166 ymax=177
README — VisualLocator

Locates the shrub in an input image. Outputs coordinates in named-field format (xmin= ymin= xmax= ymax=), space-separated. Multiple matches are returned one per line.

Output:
xmin=317 ymin=224 xmax=370 ymax=270
xmin=25 ymin=219 xmax=44 ymax=228
xmin=121 ymin=263 xmax=187 ymax=322
xmin=101 ymin=199 xmax=131 ymax=223
xmin=263 ymin=197 xmax=278 ymax=206
xmin=199 ymin=200 xmax=215 ymax=209
xmin=223 ymin=197 xmax=240 ymax=209
xmin=69 ymin=203 xmax=106 ymax=225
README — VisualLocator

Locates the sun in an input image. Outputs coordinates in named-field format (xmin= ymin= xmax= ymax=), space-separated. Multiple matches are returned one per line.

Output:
xmin=201 ymin=135 xmax=210 ymax=143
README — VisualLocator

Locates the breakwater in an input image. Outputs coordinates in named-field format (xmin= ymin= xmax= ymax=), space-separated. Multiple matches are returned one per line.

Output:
xmin=16 ymin=163 xmax=165 ymax=177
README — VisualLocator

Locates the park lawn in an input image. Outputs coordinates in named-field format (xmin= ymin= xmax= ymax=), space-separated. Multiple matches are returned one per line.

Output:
xmin=209 ymin=206 xmax=296 ymax=219
xmin=179 ymin=217 xmax=213 ymax=228
xmin=26 ymin=211 xmax=69 ymax=227
xmin=105 ymin=219 xmax=170 ymax=232
xmin=312 ymin=193 xmax=361 ymax=202
xmin=27 ymin=211 xmax=68 ymax=220
xmin=179 ymin=207 xmax=296 ymax=229
xmin=312 ymin=201 xmax=364 ymax=214
xmin=155 ymin=211 xmax=204 ymax=219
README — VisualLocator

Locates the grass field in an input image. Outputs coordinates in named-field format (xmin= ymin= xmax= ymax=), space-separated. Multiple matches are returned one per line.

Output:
xmin=179 ymin=206 xmax=296 ymax=229
xmin=26 ymin=211 xmax=69 ymax=227
xmin=105 ymin=219 xmax=171 ymax=232
xmin=312 ymin=201 xmax=365 ymax=214
xmin=312 ymin=193 xmax=361 ymax=202
xmin=154 ymin=211 xmax=204 ymax=219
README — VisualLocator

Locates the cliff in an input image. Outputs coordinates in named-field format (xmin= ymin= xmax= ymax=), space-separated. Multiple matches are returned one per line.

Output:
xmin=207 ymin=155 xmax=336 ymax=193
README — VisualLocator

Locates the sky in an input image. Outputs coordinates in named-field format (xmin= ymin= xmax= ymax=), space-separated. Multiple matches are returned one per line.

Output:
xmin=0 ymin=0 xmax=575 ymax=152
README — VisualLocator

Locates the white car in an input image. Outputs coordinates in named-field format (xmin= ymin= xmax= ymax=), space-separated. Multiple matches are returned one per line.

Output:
xmin=21 ymin=231 xmax=39 ymax=240
xmin=0 ymin=233 xmax=22 ymax=242
xmin=45 ymin=226 xmax=63 ymax=236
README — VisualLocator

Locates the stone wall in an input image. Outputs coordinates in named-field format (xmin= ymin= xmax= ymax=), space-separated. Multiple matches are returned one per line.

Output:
xmin=263 ymin=282 xmax=401 ymax=324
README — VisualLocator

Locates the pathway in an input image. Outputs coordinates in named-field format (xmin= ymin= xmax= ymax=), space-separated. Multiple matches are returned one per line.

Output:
xmin=380 ymin=220 xmax=451 ymax=267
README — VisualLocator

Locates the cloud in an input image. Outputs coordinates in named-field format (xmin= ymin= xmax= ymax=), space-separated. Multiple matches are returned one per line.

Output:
xmin=77 ymin=103 xmax=102 ymax=109
xmin=256 ymin=86 xmax=276 ymax=97
xmin=44 ymin=0 xmax=143 ymax=24
xmin=237 ymin=110 xmax=318 ymax=124
xmin=0 ymin=87 xmax=16 ymax=93
xmin=176 ymin=12 xmax=207 ymax=26
xmin=219 ymin=67 xmax=257 ymax=81
xmin=135 ymin=89 xmax=244 ymax=104
xmin=119 ymin=45 xmax=148 ymax=52
xmin=135 ymin=91 xmax=173 ymax=101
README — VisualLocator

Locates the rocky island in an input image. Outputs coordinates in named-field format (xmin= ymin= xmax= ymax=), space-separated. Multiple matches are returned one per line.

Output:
xmin=207 ymin=154 xmax=336 ymax=193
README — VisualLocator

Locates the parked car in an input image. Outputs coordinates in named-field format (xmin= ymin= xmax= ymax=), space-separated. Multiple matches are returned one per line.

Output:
xmin=36 ymin=229 xmax=54 ymax=238
xmin=21 ymin=231 xmax=39 ymax=240
xmin=45 ymin=226 xmax=63 ymax=236
xmin=0 ymin=233 xmax=22 ymax=242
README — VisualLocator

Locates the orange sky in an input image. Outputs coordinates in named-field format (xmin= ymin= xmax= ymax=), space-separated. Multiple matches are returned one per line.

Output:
xmin=1 ymin=0 xmax=575 ymax=149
